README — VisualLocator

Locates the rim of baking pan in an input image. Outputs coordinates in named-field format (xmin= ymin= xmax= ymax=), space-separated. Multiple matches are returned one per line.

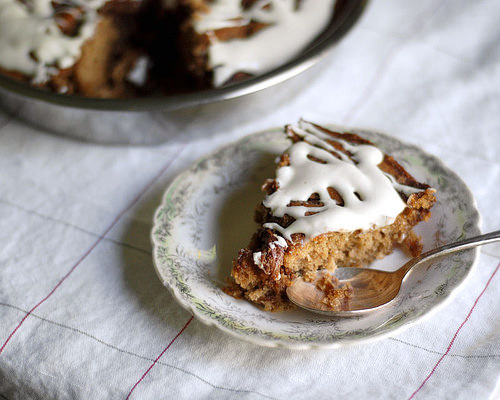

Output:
xmin=0 ymin=0 xmax=367 ymax=112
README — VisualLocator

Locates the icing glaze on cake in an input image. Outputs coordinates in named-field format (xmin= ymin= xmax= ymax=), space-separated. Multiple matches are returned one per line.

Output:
xmin=193 ymin=0 xmax=336 ymax=86
xmin=0 ymin=0 xmax=106 ymax=83
xmin=263 ymin=120 xmax=424 ymax=241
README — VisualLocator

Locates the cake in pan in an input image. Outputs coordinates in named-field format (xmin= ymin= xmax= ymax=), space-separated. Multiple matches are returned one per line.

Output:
xmin=0 ymin=0 xmax=337 ymax=97
xmin=225 ymin=121 xmax=437 ymax=311
xmin=0 ymin=0 xmax=152 ymax=97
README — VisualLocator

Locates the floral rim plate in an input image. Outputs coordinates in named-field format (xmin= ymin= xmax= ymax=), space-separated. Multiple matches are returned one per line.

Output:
xmin=151 ymin=127 xmax=481 ymax=349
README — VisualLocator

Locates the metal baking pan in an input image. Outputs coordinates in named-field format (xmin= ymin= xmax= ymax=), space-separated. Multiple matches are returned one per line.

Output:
xmin=0 ymin=0 xmax=367 ymax=144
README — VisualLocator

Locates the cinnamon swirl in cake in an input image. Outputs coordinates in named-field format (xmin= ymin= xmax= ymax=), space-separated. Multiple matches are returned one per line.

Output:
xmin=0 ymin=0 xmax=338 ymax=97
xmin=225 ymin=121 xmax=437 ymax=311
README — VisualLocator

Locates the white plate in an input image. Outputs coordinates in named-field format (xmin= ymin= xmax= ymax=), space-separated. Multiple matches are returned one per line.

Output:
xmin=151 ymin=127 xmax=481 ymax=349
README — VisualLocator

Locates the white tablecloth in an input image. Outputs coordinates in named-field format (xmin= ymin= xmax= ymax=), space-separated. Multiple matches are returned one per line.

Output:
xmin=1 ymin=0 xmax=500 ymax=399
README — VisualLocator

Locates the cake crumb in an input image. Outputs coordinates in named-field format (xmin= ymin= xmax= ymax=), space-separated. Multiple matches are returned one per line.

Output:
xmin=316 ymin=274 xmax=353 ymax=311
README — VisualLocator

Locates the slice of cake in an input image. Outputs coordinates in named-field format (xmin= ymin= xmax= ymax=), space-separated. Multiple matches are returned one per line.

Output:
xmin=225 ymin=120 xmax=437 ymax=311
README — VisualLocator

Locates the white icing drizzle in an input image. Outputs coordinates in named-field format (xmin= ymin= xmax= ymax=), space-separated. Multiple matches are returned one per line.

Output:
xmin=0 ymin=0 xmax=106 ymax=83
xmin=254 ymin=236 xmax=286 ymax=272
xmin=127 ymin=55 xmax=150 ymax=86
xmin=262 ymin=120 xmax=425 ymax=242
xmin=253 ymin=250 xmax=281 ymax=278
xmin=268 ymin=235 xmax=287 ymax=250
xmin=253 ymin=251 xmax=262 ymax=268
xmin=193 ymin=0 xmax=336 ymax=87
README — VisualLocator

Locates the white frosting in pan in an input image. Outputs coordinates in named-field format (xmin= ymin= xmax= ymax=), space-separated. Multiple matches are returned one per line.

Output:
xmin=194 ymin=0 xmax=336 ymax=86
xmin=263 ymin=121 xmax=424 ymax=241
xmin=0 ymin=0 xmax=335 ymax=89
xmin=253 ymin=251 xmax=262 ymax=267
xmin=0 ymin=0 xmax=105 ymax=83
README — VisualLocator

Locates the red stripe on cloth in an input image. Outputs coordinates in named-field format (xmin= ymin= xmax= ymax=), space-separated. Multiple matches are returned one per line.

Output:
xmin=125 ymin=316 xmax=194 ymax=400
xmin=0 ymin=145 xmax=188 ymax=355
xmin=408 ymin=261 xmax=500 ymax=400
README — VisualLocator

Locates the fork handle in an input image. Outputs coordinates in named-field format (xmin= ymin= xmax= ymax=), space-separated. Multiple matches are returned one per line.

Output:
xmin=403 ymin=229 xmax=500 ymax=274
